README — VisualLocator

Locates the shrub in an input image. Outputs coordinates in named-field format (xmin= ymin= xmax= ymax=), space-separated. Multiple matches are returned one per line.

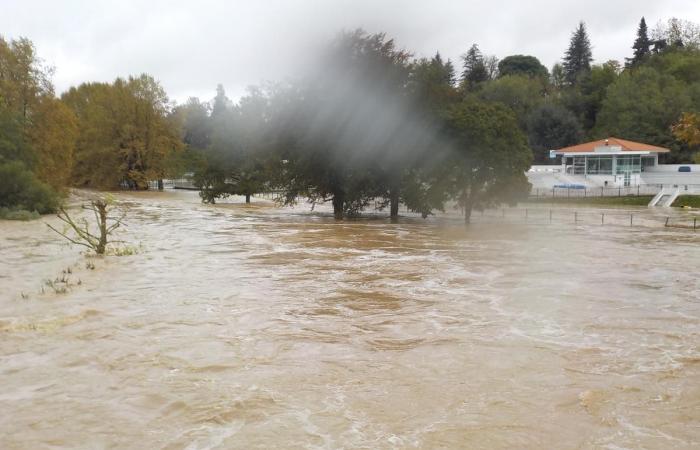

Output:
xmin=0 ymin=160 xmax=59 ymax=214
xmin=0 ymin=207 xmax=40 ymax=220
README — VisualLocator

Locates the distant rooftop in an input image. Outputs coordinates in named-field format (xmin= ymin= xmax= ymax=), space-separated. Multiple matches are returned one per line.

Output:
xmin=556 ymin=137 xmax=670 ymax=154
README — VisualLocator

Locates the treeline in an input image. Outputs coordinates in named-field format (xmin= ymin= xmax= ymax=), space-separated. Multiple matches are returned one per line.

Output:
xmin=183 ymin=18 xmax=700 ymax=220
xmin=1 ymin=17 xmax=700 ymax=221
xmin=0 ymin=37 xmax=185 ymax=217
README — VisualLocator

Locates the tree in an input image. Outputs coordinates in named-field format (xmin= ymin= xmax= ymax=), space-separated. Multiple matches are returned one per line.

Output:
xmin=527 ymin=104 xmax=583 ymax=163
xmin=444 ymin=100 xmax=532 ymax=223
xmin=0 ymin=160 xmax=58 ymax=214
xmin=673 ymin=112 xmax=700 ymax=162
xmin=0 ymin=35 xmax=71 ymax=212
xmin=594 ymin=66 xmax=692 ymax=160
xmin=270 ymin=30 xmax=413 ymax=219
xmin=578 ymin=61 xmax=620 ymax=131
xmin=652 ymin=18 xmax=700 ymax=50
xmin=29 ymin=96 xmax=78 ymax=190
xmin=563 ymin=22 xmax=593 ymax=85
xmin=63 ymin=75 xmax=183 ymax=189
xmin=47 ymin=196 xmax=126 ymax=255
xmin=477 ymin=75 xmax=545 ymax=128
xmin=498 ymin=55 xmax=549 ymax=79
xmin=461 ymin=44 xmax=489 ymax=91
xmin=551 ymin=63 xmax=566 ymax=91
xmin=196 ymin=85 xmax=272 ymax=204
xmin=626 ymin=17 xmax=651 ymax=67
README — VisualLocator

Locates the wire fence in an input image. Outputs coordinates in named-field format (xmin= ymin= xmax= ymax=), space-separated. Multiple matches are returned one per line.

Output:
xmin=470 ymin=207 xmax=699 ymax=230
xmin=530 ymin=184 xmax=700 ymax=198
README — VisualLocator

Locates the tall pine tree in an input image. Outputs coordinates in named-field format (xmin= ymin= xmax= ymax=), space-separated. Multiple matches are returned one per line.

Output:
xmin=461 ymin=44 xmax=489 ymax=91
xmin=626 ymin=17 xmax=651 ymax=67
xmin=562 ymin=22 xmax=593 ymax=85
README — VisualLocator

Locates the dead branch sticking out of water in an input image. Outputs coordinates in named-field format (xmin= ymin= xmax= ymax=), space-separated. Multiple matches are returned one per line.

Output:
xmin=47 ymin=197 xmax=126 ymax=255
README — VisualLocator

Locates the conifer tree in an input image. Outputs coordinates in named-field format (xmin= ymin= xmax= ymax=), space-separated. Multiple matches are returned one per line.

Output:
xmin=563 ymin=22 xmax=593 ymax=85
xmin=626 ymin=17 xmax=651 ymax=67
xmin=461 ymin=44 xmax=489 ymax=90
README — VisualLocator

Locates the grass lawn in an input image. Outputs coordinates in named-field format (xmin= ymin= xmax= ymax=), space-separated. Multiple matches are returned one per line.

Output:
xmin=672 ymin=195 xmax=700 ymax=208
xmin=524 ymin=195 xmax=655 ymax=207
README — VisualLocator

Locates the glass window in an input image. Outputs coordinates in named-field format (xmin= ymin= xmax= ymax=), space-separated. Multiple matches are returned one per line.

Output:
xmin=616 ymin=155 xmax=641 ymax=174
xmin=585 ymin=156 xmax=612 ymax=174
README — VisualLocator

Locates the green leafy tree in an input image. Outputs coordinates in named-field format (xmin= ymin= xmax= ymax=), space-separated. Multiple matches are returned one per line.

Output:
xmin=271 ymin=30 xmax=412 ymax=219
xmin=444 ymin=100 xmax=532 ymax=222
xmin=0 ymin=160 xmax=58 ymax=214
xmin=563 ymin=22 xmax=593 ymax=85
xmin=197 ymin=85 xmax=272 ymax=204
xmin=477 ymin=75 xmax=545 ymax=128
xmin=498 ymin=55 xmax=549 ymax=79
xmin=527 ymin=104 xmax=583 ymax=163
xmin=594 ymin=66 xmax=692 ymax=161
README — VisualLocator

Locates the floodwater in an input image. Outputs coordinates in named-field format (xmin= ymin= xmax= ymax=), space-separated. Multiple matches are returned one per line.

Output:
xmin=1 ymin=190 xmax=699 ymax=449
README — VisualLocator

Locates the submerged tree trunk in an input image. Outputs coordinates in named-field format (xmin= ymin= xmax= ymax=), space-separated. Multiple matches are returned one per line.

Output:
xmin=389 ymin=188 xmax=400 ymax=221
xmin=463 ymin=188 xmax=473 ymax=224
xmin=96 ymin=201 xmax=108 ymax=254
xmin=245 ymin=193 xmax=251 ymax=204
xmin=332 ymin=191 xmax=345 ymax=220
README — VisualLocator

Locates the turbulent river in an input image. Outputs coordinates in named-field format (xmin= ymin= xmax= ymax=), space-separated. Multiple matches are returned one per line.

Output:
xmin=1 ymin=190 xmax=699 ymax=449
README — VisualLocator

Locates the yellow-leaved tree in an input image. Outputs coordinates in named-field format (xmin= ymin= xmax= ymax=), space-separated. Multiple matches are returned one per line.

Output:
xmin=672 ymin=112 xmax=700 ymax=163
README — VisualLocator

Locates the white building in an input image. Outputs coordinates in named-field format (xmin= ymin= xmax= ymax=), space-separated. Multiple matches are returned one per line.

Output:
xmin=555 ymin=137 xmax=669 ymax=188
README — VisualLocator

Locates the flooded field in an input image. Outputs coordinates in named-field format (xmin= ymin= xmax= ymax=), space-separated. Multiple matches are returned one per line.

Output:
xmin=1 ymin=190 xmax=699 ymax=449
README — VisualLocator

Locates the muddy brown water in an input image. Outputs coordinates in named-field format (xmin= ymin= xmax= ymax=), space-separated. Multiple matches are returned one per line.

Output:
xmin=1 ymin=190 xmax=699 ymax=449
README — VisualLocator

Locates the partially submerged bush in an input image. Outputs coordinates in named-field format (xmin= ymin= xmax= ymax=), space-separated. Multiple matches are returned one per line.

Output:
xmin=0 ymin=160 xmax=59 ymax=215
xmin=47 ymin=196 xmax=126 ymax=255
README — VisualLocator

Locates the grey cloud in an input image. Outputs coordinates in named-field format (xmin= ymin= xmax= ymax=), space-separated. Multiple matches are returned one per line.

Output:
xmin=2 ymin=0 xmax=699 ymax=103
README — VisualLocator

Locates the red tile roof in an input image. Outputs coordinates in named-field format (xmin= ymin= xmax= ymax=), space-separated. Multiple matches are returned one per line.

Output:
xmin=556 ymin=137 xmax=670 ymax=153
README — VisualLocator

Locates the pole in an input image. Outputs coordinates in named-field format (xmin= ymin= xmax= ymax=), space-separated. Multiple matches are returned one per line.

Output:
xmin=665 ymin=217 xmax=669 ymax=227
xmin=694 ymin=218 xmax=697 ymax=230
xmin=630 ymin=214 xmax=633 ymax=226
xmin=601 ymin=213 xmax=604 ymax=225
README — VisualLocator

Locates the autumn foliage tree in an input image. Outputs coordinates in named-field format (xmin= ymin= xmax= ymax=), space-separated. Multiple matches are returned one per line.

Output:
xmin=63 ymin=75 xmax=183 ymax=189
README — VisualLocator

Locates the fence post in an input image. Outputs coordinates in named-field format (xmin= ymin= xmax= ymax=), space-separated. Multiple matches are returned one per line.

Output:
xmin=549 ymin=209 xmax=552 ymax=223
xmin=695 ymin=218 xmax=697 ymax=230
xmin=665 ymin=217 xmax=669 ymax=227
xmin=630 ymin=214 xmax=633 ymax=226
xmin=637 ymin=185 xmax=640 ymax=196
xmin=601 ymin=213 xmax=604 ymax=225
xmin=618 ymin=187 xmax=621 ymax=197
xmin=584 ymin=188 xmax=587 ymax=198
xmin=601 ymin=187 xmax=604 ymax=197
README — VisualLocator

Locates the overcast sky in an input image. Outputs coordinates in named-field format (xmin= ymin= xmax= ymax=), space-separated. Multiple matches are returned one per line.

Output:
xmin=2 ymin=0 xmax=699 ymax=103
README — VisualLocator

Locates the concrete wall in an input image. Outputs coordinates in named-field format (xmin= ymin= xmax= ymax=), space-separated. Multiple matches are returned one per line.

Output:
xmin=646 ymin=164 xmax=700 ymax=172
